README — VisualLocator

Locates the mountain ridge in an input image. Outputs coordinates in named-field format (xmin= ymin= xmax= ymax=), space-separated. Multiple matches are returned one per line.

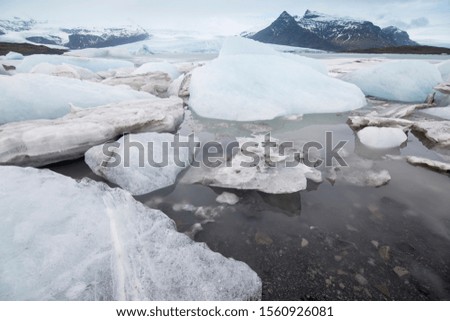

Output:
xmin=248 ymin=10 xmax=418 ymax=51
xmin=0 ymin=17 xmax=150 ymax=50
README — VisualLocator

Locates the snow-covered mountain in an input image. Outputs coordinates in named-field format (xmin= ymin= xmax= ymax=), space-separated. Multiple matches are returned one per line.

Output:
xmin=248 ymin=10 xmax=418 ymax=51
xmin=0 ymin=17 xmax=37 ymax=33
xmin=0 ymin=17 xmax=150 ymax=49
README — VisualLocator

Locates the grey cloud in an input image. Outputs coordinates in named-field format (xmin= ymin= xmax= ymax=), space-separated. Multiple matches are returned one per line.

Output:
xmin=410 ymin=17 xmax=429 ymax=28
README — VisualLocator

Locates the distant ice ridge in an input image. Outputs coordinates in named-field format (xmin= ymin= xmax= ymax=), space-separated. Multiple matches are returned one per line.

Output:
xmin=85 ymin=133 xmax=194 ymax=195
xmin=0 ymin=73 xmax=151 ymax=123
xmin=342 ymin=60 xmax=442 ymax=103
xmin=189 ymin=37 xmax=366 ymax=121
xmin=0 ymin=166 xmax=262 ymax=300
xmin=15 ymin=54 xmax=133 ymax=73
xmin=0 ymin=98 xmax=184 ymax=167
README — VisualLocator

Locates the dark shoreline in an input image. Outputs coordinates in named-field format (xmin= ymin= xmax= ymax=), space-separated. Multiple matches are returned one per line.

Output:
xmin=342 ymin=45 xmax=450 ymax=55
xmin=0 ymin=42 xmax=67 ymax=56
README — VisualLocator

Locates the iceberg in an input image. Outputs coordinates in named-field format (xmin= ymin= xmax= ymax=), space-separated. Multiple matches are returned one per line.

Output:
xmin=15 ymin=54 xmax=134 ymax=73
xmin=85 ymin=133 xmax=194 ymax=195
xmin=189 ymin=39 xmax=366 ymax=121
xmin=342 ymin=60 xmax=442 ymax=103
xmin=438 ymin=60 xmax=450 ymax=82
xmin=0 ymin=166 xmax=262 ymax=300
xmin=0 ymin=98 xmax=184 ymax=167
xmin=132 ymin=62 xmax=181 ymax=80
xmin=357 ymin=127 xmax=407 ymax=149
xmin=0 ymin=73 xmax=152 ymax=123
xmin=4 ymin=51 xmax=24 ymax=60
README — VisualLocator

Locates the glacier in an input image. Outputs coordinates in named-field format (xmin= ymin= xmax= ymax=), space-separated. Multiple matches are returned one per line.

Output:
xmin=0 ymin=166 xmax=262 ymax=300
xmin=0 ymin=73 xmax=152 ymax=123
xmin=189 ymin=38 xmax=366 ymax=121
xmin=85 ymin=133 xmax=194 ymax=195
xmin=342 ymin=60 xmax=443 ymax=103
xmin=0 ymin=98 xmax=184 ymax=167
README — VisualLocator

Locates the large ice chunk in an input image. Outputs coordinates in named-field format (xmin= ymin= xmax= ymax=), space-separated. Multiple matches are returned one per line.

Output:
xmin=132 ymin=62 xmax=181 ymax=80
xmin=0 ymin=166 xmax=262 ymax=300
xmin=189 ymin=39 xmax=366 ymax=121
xmin=15 ymin=54 xmax=134 ymax=73
xmin=0 ymin=73 xmax=152 ymax=123
xmin=85 ymin=133 xmax=194 ymax=195
xmin=357 ymin=127 xmax=408 ymax=149
xmin=0 ymin=98 xmax=184 ymax=167
xmin=342 ymin=60 xmax=442 ymax=102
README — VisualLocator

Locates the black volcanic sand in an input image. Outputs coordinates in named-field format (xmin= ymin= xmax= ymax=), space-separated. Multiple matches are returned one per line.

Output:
xmin=50 ymin=112 xmax=450 ymax=301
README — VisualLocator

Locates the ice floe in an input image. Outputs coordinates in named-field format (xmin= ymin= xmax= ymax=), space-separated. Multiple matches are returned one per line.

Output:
xmin=348 ymin=115 xmax=450 ymax=147
xmin=216 ymin=192 xmax=240 ymax=205
xmin=0 ymin=166 xmax=262 ymax=300
xmin=357 ymin=127 xmax=407 ymax=149
xmin=0 ymin=98 xmax=184 ymax=167
xmin=85 ymin=133 xmax=194 ymax=195
xmin=421 ymin=106 xmax=450 ymax=120
xmin=181 ymin=135 xmax=322 ymax=194
xmin=406 ymin=156 xmax=450 ymax=173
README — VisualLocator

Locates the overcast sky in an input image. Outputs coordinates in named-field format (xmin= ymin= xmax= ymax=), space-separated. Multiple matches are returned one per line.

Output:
xmin=1 ymin=0 xmax=449 ymax=46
